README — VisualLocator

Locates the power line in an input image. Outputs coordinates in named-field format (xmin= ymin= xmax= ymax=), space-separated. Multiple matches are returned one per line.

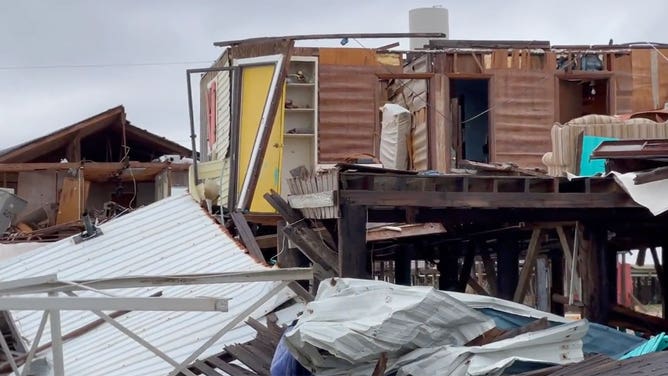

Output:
xmin=0 ymin=60 xmax=215 ymax=71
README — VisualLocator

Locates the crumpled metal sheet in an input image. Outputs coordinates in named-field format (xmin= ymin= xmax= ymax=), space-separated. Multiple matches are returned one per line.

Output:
xmin=284 ymin=278 xmax=495 ymax=375
xmin=394 ymin=320 xmax=588 ymax=376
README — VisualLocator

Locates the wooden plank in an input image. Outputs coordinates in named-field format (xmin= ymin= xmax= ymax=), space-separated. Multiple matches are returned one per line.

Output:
xmin=206 ymin=357 xmax=255 ymax=376
xmin=56 ymin=176 xmax=90 ymax=224
xmin=193 ymin=361 xmax=224 ymax=376
xmin=287 ymin=190 xmax=335 ymax=209
xmin=338 ymin=203 xmax=370 ymax=278
xmin=339 ymin=190 xmax=638 ymax=209
xmin=225 ymin=344 xmax=269 ymax=375
xmin=230 ymin=211 xmax=267 ymax=265
xmin=513 ymin=229 xmax=542 ymax=303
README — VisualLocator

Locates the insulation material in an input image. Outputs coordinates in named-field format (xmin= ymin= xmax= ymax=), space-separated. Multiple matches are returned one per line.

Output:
xmin=412 ymin=108 xmax=429 ymax=170
xmin=379 ymin=104 xmax=411 ymax=170
xmin=393 ymin=320 xmax=587 ymax=376
xmin=284 ymin=278 xmax=495 ymax=375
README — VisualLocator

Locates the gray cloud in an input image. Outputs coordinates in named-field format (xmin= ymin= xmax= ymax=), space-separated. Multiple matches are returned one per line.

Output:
xmin=1 ymin=0 xmax=665 ymax=149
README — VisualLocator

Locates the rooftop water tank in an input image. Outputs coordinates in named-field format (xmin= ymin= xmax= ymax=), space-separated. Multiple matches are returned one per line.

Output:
xmin=409 ymin=6 xmax=449 ymax=50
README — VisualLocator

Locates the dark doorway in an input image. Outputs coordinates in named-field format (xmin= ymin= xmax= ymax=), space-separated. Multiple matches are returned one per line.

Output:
xmin=452 ymin=79 xmax=490 ymax=163
xmin=558 ymin=78 xmax=610 ymax=123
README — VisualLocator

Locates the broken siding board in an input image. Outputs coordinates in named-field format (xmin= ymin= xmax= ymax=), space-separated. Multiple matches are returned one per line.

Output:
xmin=56 ymin=177 xmax=90 ymax=224
xmin=318 ymin=48 xmax=378 ymax=66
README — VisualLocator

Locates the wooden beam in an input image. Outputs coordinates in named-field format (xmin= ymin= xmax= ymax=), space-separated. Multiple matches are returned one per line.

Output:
xmin=496 ymin=239 xmax=519 ymax=301
xmin=338 ymin=203 xmax=370 ymax=279
xmin=339 ymin=190 xmax=638 ymax=209
xmin=634 ymin=166 xmax=668 ymax=185
xmin=439 ymin=247 xmax=460 ymax=291
xmin=514 ymin=229 xmax=542 ymax=303
xmin=213 ymin=32 xmax=446 ymax=47
xmin=230 ymin=211 xmax=267 ymax=265
xmin=366 ymin=223 xmax=446 ymax=242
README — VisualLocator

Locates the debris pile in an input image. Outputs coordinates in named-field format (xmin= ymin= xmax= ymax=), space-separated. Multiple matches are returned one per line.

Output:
xmin=271 ymin=278 xmax=665 ymax=376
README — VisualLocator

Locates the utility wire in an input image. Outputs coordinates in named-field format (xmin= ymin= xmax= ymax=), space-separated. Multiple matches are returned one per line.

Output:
xmin=0 ymin=60 xmax=214 ymax=71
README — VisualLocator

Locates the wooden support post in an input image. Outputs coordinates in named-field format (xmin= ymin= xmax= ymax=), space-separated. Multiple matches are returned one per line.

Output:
xmin=497 ymin=238 xmax=519 ymax=301
xmin=481 ymin=252 xmax=497 ymax=295
xmin=458 ymin=241 xmax=476 ymax=292
xmin=536 ymin=257 xmax=549 ymax=312
xmin=662 ymin=241 xmax=668 ymax=319
xmin=579 ymin=225 xmax=611 ymax=324
xmin=395 ymin=244 xmax=414 ymax=286
xmin=338 ymin=203 xmax=370 ymax=279
xmin=550 ymin=251 xmax=565 ymax=316
xmin=514 ymin=229 xmax=542 ymax=303
xmin=438 ymin=246 xmax=460 ymax=291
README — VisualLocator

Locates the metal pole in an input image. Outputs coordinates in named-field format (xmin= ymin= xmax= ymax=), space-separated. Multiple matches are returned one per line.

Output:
xmin=0 ymin=326 xmax=20 ymax=376
xmin=20 ymin=311 xmax=50 ymax=376
xmin=186 ymin=72 xmax=199 ymax=183
xmin=168 ymin=281 xmax=289 ymax=376
xmin=48 ymin=292 xmax=65 ymax=376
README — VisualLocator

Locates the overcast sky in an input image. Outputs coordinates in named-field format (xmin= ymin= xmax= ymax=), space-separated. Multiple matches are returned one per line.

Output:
xmin=1 ymin=0 xmax=666 ymax=150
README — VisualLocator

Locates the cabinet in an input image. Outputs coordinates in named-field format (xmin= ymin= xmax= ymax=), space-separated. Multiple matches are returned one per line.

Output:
xmin=281 ymin=56 xmax=318 ymax=196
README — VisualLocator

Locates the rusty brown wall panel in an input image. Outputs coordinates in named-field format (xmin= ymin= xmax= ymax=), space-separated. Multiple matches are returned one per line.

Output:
xmin=614 ymin=54 xmax=633 ymax=114
xmin=632 ymin=50 xmax=654 ymax=110
xmin=491 ymin=70 xmax=555 ymax=168
xmin=318 ymin=64 xmax=378 ymax=162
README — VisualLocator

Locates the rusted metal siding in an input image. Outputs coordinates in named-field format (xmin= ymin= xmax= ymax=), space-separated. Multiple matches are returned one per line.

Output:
xmin=318 ymin=64 xmax=378 ymax=162
xmin=491 ymin=70 xmax=555 ymax=168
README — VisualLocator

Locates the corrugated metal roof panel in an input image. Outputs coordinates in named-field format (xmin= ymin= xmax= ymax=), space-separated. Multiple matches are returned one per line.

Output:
xmin=0 ymin=193 xmax=295 ymax=375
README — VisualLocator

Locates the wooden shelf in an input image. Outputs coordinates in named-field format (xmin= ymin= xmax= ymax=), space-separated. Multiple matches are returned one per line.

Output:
xmin=287 ymin=82 xmax=316 ymax=87
xmin=285 ymin=133 xmax=314 ymax=138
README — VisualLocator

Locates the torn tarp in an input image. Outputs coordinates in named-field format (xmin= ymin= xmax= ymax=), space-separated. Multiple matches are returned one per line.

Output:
xmin=284 ymin=278 xmax=495 ymax=375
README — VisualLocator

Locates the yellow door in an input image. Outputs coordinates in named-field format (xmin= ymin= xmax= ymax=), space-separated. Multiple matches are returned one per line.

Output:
xmin=238 ymin=65 xmax=284 ymax=213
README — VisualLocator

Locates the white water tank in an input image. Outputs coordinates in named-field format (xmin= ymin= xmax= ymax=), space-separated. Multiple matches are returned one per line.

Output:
xmin=409 ymin=6 xmax=449 ymax=50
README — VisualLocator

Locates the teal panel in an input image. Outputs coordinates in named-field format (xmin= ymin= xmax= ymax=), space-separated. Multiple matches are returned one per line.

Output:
xmin=579 ymin=136 xmax=617 ymax=176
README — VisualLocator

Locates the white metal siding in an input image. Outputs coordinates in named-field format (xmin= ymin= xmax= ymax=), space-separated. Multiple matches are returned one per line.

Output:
xmin=0 ymin=193 xmax=295 ymax=375
xmin=212 ymin=63 xmax=231 ymax=161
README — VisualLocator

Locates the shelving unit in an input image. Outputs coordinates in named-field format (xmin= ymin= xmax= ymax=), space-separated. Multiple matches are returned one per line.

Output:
xmin=281 ymin=56 xmax=318 ymax=196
